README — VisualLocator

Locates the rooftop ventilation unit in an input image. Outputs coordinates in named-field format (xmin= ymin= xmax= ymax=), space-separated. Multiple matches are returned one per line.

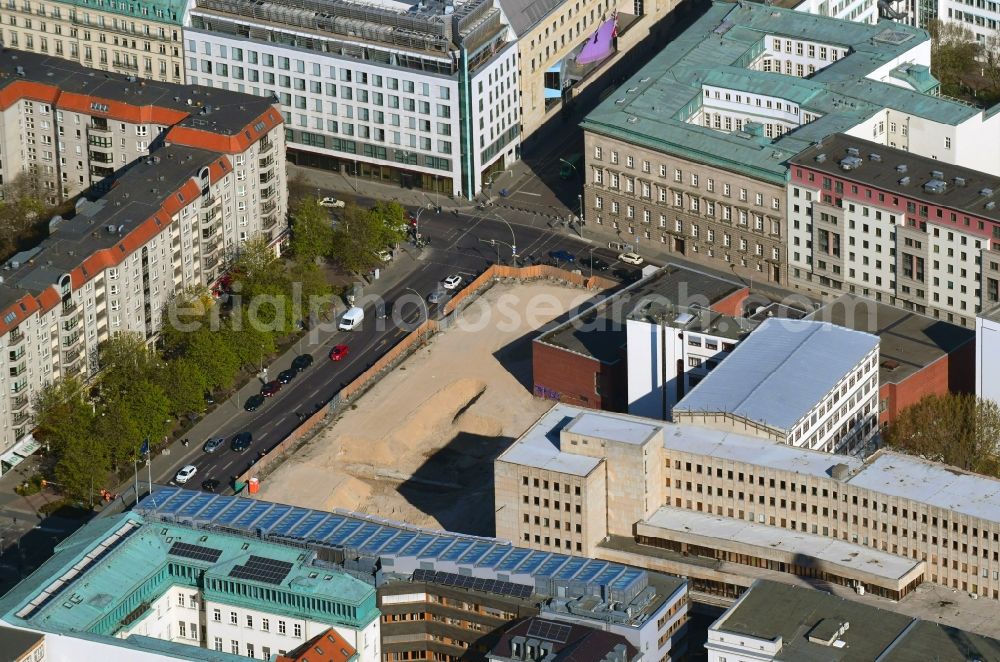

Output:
xmin=923 ymin=179 xmax=947 ymax=194
xmin=839 ymin=156 xmax=863 ymax=171
xmin=931 ymin=170 xmax=944 ymax=180
xmin=815 ymin=153 xmax=827 ymax=163
xmin=896 ymin=164 xmax=908 ymax=174
xmin=981 ymin=188 xmax=994 ymax=197
xmin=954 ymin=176 xmax=966 ymax=187
xmin=899 ymin=176 xmax=911 ymax=186
xmin=846 ymin=147 xmax=860 ymax=157
xmin=869 ymin=153 xmax=882 ymax=162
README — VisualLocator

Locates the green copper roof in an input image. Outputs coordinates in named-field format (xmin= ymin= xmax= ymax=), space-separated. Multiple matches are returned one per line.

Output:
xmin=0 ymin=512 xmax=377 ymax=654
xmin=51 ymin=0 xmax=185 ymax=25
xmin=582 ymin=2 xmax=981 ymax=184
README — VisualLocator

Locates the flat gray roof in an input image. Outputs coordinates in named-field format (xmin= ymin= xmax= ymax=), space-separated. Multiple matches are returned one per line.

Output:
xmin=644 ymin=507 xmax=920 ymax=582
xmin=811 ymin=295 xmax=974 ymax=385
xmin=536 ymin=264 xmax=745 ymax=363
xmin=497 ymin=405 xmax=603 ymax=476
xmin=673 ymin=318 xmax=879 ymax=431
xmin=715 ymin=580 xmax=1000 ymax=661
xmin=565 ymin=411 xmax=660 ymax=446
xmin=662 ymin=421 xmax=864 ymax=480
xmin=847 ymin=452 xmax=1000 ymax=523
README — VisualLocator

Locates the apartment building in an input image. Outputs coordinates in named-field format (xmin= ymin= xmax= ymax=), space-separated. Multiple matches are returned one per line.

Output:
xmin=488 ymin=617 xmax=638 ymax=662
xmin=0 ymin=0 xmax=186 ymax=83
xmin=135 ymin=487 xmax=691 ymax=662
xmin=0 ymin=627 xmax=45 ymax=662
xmin=673 ymin=318 xmax=880 ymax=455
xmin=0 ymin=510 xmax=380 ymax=662
xmin=978 ymin=304 xmax=1000 ymax=407
xmin=793 ymin=0 xmax=879 ymax=23
xmin=788 ymin=133 xmax=1000 ymax=328
xmin=185 ymin=0 xmax=518 ymax=200
xmin=0 ymin=50 xmax=284 ymax=462
xmin=581 ymin=1 xmax=1000 ymax=285
xmin=706 ymin=580 xmax=1000 ymax=662
xmin=497 ymin=404 xmax=1000 ymax=605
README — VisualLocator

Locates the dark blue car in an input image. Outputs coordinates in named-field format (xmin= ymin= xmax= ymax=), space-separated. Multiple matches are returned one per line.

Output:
xmin=549 ymin=250 xmax=576 ymax=263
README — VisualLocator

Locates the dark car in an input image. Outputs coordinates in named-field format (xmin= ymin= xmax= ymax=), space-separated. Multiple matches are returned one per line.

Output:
xmin=548 ymin=249 xmax=576 ymax=263
xmin=201 ymin=478 xmax=221 ymax=493
xmin=203 ymin=437 xmax=225 ymax=453
xmin=204 ymin=392 xmax=216 ymax=406
xmin=291 ymin=354 xmax=314 ymax=372
xmin=580 ymin=256 xmax=610 ymax=271
xmin=278 ymin=369 xmax=297 ymax=384
xmin=244 ymin=394 xmax=265 ymax=412
xmin=612 ymin=267 xmax=642 ymax=283
xmin=261 ymin=380 xmax=282 ymax=397
xmin=231 ymin=431 xmax=253 ymax=453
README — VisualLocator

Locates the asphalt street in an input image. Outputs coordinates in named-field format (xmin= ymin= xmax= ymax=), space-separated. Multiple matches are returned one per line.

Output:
xmin=153 ymin=206 xmax=643 ymax=493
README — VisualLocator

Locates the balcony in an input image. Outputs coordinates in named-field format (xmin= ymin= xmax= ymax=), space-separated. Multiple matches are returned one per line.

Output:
xmin=89 ymin=123 xmax=112 ymax=137
xmin=91 ymin=165 xmax=115 ymax=178
xmin=8 ymin=329 xmax=24 ymax=346
xmin=88 ymin=136 xmax=113 ymax=150
xmin=259 ymin=171 xmax=274 ymax=185
xmin=261 ymin=200 xmax=278 ymax=215
xmin=258 ymin=141 xmax=274 ymax=155
xmin=204 ymin=194 xmax=222 ymax=210
xmin=201 ymin=208 xmax=222 ymax=225
xmin=61 ymin=299 xmax=79 ymax=316
xmin=90 ymin=151 xmax=114 ymax=164
xmin=261 ymin=187 xmax=276 ymax=202
xmin=63 ymin=332 xmax=82 ymax=348
xmin=112 ymin=59 xmax=139 ymax=71
xmin=10 ymin=395 xmax=29 ymax=412
xmin=259 ymin=155 xmax=274 ymax=169
xmin=10 ymin=379 xmax=28 ymax=395
xmin=8 ymin=347 xmax=24 ymax=362
xmin=63 ymin=318 xmax=80 ymax=332
xmin=203 ymin=254 xmax=220 ymax=271
xmin=9 ymin=364 xmax=25 ymax=378
xmin=64 ymin=348 xmax=84 ymax=365
xmin=262 ymin=214 xmax=278 ymax=230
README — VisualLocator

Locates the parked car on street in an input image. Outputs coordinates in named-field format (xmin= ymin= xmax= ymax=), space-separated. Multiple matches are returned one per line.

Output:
xmin=329 ymin=344 xmax=350 ymax=361
xmin=278 ymin=369 xmax=297 ymax=384
xmin=203 ymin=437 xmax=225 ymax=453
xmin=261 ymin=380 xmax=282 ymax=397
xmin=442 ymin=274 xmax=463 ymax=290
xmin=291 ymin=354 xmax=314 ymax=372
xmin=318 ymin=197 xmax=346 ymax=208
xmin=428 ymin=289 xmax=447 ymax=305
xmin=244 ymin=394 xmax=265 ymax=412
xmin=580 ymin=256 xmax=610 ymax=271
xmin=231 ymin=432 xmax=253 ymax=453
xmin=175 ymin=465 xmax=198 ymax=484
xmin=618 ymin=252 xmax=644 ymax=265
xmin=548 ymin=250 xmax=576 ymax=263
xmin=201 ymin=478 xmax=220 ymax=493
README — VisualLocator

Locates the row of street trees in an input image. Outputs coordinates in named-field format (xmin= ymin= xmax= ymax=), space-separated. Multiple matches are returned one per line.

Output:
xmin=29 ymin=197 xmax=373 ymax=502
xmin=929 ymin=20 xmax=1000 ymax=106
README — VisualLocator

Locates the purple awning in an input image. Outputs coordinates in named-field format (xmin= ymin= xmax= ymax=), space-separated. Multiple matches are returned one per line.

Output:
xmin=576 ymin=14 xmax=617 ymax=65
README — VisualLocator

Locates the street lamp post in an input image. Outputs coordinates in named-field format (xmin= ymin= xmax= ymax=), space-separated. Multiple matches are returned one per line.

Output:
xmin=588 ymin=246 xmax=596 ymax=278
xmin=492 ymin=213 xmax=517 ymax=256
xmin=578 ymin=194 xmax=585 ymax=238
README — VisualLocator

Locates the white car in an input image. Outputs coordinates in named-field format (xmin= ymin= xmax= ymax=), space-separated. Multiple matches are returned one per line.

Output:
xmin=175 ymin=465 xmax=198 ymax=484
xmin=442 ymin=274 xmax=463 ymax=290
xmin=376 ymin=249 xmax=392 ymax=262
xmin=318 ymin=197 xmax=346 ymax=208
xmin=618 ymin=252 xmax=644 ymax=266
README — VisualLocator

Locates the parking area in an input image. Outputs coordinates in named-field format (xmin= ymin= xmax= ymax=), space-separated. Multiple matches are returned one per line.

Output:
xmin=257 ymin=281 xmax=597 ymax=536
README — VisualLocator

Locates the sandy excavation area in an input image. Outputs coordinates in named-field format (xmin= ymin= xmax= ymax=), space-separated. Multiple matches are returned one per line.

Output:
xmin=258 ymin=281 xmax=596 ymax=535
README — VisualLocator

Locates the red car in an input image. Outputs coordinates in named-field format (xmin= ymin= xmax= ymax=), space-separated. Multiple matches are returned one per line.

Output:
xmin=261 ymin=380 xmax=282 ymax=397
xmin=329 ymin=344 xmax=349 ymax=361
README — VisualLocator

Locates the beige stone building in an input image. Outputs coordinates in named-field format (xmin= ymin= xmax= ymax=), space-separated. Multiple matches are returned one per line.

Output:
xmin=503 ymin=0 xmax=693 ymax=146
xmin=582 ymin=130 xmax=787 ymax=285
xmin=0 ymin=0 xmax=186 ymax=83
xmin=0 ymin=50 xmax=285 ymax=464
xmin=497 ymin=404 xmax=1000 ymax=604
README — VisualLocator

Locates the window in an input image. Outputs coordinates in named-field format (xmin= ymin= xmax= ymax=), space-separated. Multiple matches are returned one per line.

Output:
xmin=293 ymin=624 xmax=302 ymax=637
xmin=278 ymin=621 xmax=287 ymax=635
xmin=246 ymin=615 xmax=253 ymax=628
xmin=262 ymin=618 xmax=270 ymax=632
xmin=178 ymin=622 xmax=186 ymax=638
xmin=177 ymin=594 xmax=185 ymax=607
xmin=213 ymin=609 xmax=221 ymax=622
xmin=230 ymin=611 xmax=238 ymax=625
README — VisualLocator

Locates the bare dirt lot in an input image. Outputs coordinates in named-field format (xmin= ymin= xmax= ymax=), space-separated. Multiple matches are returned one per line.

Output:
xmin=258 ymin=281 xmax=596 ymax=535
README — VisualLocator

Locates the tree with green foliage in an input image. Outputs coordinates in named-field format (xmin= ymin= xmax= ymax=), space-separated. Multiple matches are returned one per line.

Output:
xmin=231 ymin=236 xmax=296 ymax=334
xmin=289 ymin=197 xmax=334 ymax=265
xmin=221 ymin=319 xmax=277 ymax=372
xmin=92 ymin=394 xmax=141 ymax=472
xmin=157 ymin=357 xmax=209 ymax=416
xmin=928 ymin=20 xmax=981 ymax=98
xmin=329 ymin=202 xmax=406 ymax=274
xmin=160 ymin=286 xmax=214 ymax=355
xmin=98 ymin=331 xmax=157 ymax=397
xmin=54 ymin=434 xmax=109 ymax=503
xmin=0 ymin=172 xmax=52 ymax=260
xmin=885 ymin=393 xmax=1000 ymax=477
xmin=122 ymin=380 xmax=172 ymax=448
xmin=186 ymin=326 xmax=241 ymax=391
xmin=32 ymin=377 xmax=95 ymax=456
xmin=290 ymin=260 xmax=334 ymax=322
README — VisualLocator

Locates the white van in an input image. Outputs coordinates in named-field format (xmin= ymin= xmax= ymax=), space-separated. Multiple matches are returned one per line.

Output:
xmin=338 ymin=307 xmax=365 ymax=331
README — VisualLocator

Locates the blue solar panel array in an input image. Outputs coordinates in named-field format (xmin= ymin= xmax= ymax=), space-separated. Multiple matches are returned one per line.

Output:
xmin=137 ymin=487 xmax=648 ymax=601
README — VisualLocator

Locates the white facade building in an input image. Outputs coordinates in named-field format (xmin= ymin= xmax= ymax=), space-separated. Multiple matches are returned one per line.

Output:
xmin=978 ymin=305 xmax=1000 ymax=407
xmin=673 ymin=318 xmax=881 ymax=455
xmin=626 ymin=307 xmax=755 ymax=420
xmin=793 ymin=0 xmax=879 ymax=24
xmin=185 ymin=0 xmax=520 ymax=199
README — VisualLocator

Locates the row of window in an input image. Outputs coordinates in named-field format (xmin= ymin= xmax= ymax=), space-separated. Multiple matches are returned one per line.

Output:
xmin=211 ymin=607 xmax=302 ymax=636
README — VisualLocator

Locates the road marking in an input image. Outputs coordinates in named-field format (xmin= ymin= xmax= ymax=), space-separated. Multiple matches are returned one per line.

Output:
xmin=516 ymin=191 xmax=542 ymax=197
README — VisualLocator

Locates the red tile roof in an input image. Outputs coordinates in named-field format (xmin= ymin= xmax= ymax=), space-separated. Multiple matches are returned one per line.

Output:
xmin=275 ymin=628 xmax=357 ymax=662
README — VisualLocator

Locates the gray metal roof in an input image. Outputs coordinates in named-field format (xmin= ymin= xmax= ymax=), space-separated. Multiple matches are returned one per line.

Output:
xmin=496 ymin=0 xmax=565 ymax=35
xmin=673 ymin=318 xmax=879 ymax=432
